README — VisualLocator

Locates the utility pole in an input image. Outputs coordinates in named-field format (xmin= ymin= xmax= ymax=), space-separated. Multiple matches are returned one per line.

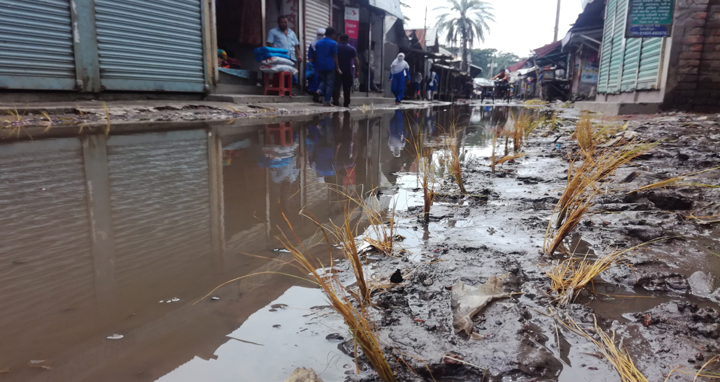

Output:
xmin=488 ymin=54 xmax=497 ymax=78
xmin=553 ymin=0 xmax=561 ymax=42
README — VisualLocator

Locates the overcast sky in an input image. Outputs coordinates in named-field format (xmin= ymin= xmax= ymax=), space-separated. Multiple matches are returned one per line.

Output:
xmin=404 ymin=0 xmax=584 ymax=58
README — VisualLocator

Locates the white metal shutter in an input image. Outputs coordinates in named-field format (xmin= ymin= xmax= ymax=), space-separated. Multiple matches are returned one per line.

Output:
xmin=106 ymin=131 xmax=212 ymax=288
xmin=94 ymin=0 xmax=205 ymax=92
xmin=0 ymin=139 xmax=95 ymax=336
xmin=305 ymin=0 xmax=331 ymax=54
xmin=597 ymin=0 xmax=616 ymax=94
xmin=0 ymin=0 xmax=77 ymax=90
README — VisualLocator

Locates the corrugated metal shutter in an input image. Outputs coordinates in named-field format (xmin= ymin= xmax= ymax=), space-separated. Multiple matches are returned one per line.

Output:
xmin=606 ymin=0 xmax=627 ymax=93
xmin=637 ymin=38 xmax=663 ymax=89
xmin=305 ymin=0 xmax=330 ymax=53
xmin=597 ymin=0 xmax=616 ymax=94
xmin=0 ymin=139 xmax=95 ymax=335
xmin=620 ymin=38 xmax=641 ymax=91
xmin=597 ymin=0 xmax=664 ymax=94
xmin=106 ymin=131 xmax=212 ymax=288
xmin=0 ymin=0 xmax=77 ymax=90
xmin=94 ymin=0 xmax=205 ymax=92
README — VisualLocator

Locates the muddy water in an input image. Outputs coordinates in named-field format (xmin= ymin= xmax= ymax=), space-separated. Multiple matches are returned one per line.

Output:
xmin=0 ymin=106 xmax=514 ymax=382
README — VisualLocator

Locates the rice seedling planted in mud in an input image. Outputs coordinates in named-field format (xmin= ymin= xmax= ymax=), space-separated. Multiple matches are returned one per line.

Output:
xmin=545 ymin=238 xmax=671 ymax=307
xmin=407 ymin=127 xmax=437 ymax=222
xmin=440 ymin=124 xmax=467 ymax=194
xmin=550 ymin=309 xmax=649 ymax=382
xmin=276 ymin=214 xmax=397 ymax=382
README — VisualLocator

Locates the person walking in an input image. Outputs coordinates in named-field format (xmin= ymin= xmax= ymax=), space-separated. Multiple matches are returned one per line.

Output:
xmin=414 ymin=72 xmax=423 ymax=99
xmin=388 ymin=53 xmax=410 ymax=105
xmin=307 ymin=28 xmax=325 ymax=102
xmin=426 ymin=71 xmax=439 ymax=101
xmin=362 ymin=41 xmax=380 ymax=92
xmin=332 ymin=34 xmax=360 ymax=107
xmin=314 ymin=27 xmax=341 ymax=106
xmin=267 ymin=15 xmax=301 ymax=65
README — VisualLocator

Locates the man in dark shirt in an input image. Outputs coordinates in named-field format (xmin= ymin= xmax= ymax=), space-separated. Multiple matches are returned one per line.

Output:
xmin=314 ymin=27 xmax=341 ymax=106
xmin=332 ymin=34 xmax=359 ymax=107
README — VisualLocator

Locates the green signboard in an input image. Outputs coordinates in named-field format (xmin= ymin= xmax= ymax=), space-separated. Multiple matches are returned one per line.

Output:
xmin=626 ymin=0 xmax=675 ymax=38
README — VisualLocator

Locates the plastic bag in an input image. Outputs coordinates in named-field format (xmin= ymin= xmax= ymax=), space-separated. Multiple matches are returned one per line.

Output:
xmin=259 ymin=65 xmax=298 ymax=75
xmin=261 ymin=57 xmax=295 ymax=67
xmin=451 ymin=274 xmax=510 ymax=336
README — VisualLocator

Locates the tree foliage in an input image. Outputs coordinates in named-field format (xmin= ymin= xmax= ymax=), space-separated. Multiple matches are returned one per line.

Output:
xmin=470 ymin=49 xmax=522 ymax=78
xmin=435 ymin=0 xmax=494 ymax=72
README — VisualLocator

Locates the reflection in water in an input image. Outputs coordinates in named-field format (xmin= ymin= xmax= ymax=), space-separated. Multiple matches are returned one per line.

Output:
xmin=0 ymin=105 xmax=516 ymax=382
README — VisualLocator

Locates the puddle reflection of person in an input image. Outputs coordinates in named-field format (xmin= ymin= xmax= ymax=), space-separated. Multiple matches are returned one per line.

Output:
xmin=388 ymin=110 xmax=405 ymax=158
xmin=424 ymin=108 xmax=436 ymax=136
xmin=334 ymin=112 xmax=357 ymax=187
xmin=309 ymin=115 xmax=336 ymax=181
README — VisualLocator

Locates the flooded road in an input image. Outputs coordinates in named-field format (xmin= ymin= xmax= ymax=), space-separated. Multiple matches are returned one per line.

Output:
xmin=0 ymin=106 xmax=508 ymax=382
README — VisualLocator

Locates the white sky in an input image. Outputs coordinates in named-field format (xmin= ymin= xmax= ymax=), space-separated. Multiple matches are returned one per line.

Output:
xmin=404 ymin=0 xmax=584 ymax=57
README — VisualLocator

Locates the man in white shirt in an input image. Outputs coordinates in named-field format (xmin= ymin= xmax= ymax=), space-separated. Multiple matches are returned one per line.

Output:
xmin=267 ymin=15 xmax=301 ymax=64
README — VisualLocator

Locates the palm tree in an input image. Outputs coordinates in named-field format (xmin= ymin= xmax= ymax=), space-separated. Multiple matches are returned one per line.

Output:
xmin=435 ymin=0 xmax=494 ymax=72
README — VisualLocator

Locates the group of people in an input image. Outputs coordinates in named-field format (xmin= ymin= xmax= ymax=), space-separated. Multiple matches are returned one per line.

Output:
xmin=265 ymin=15 xmax=441 ymax=107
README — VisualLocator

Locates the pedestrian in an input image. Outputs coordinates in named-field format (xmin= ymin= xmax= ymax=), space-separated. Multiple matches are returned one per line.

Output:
xmin=426 ymin=71 xmax=439 ymax=101
xmin=307 ymin=28 xmax=325 ymax=102
xmin=332 ymin=34 xmax=359 ymax=107
xmin=414 ymin=72 xmax=423 ymax=99
xmin=388 ymin=53 xmax=410 ymax=105
xmin=267 ymin=15 xmax=301 ymax=65
xmin=314 ymin=27 xmax=341 ymax=106
xmin=363 ymin=41 xmax=380 ymax=92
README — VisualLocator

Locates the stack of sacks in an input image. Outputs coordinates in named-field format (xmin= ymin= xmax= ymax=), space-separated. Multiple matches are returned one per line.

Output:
xmin=254 ymin=47 xmax=298 ymax=75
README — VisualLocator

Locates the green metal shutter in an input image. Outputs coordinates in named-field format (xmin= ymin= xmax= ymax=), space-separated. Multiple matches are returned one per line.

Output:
xmin=637 ymin=38 xmax=663 ymax=90
xmin=598 ymin=0 xmax=664 ymax=94
xmin=607 ymin=0 xmax=627 ymax=93
xmin=621 ymin=38 xmax=641 ymax=91
xmin=0 ymin=0 xmax=77 ymax=90
xmin=597 ymin=0 xmax=617 ymax=94
xmin=94 ymin=0 xmax=205 ymax=92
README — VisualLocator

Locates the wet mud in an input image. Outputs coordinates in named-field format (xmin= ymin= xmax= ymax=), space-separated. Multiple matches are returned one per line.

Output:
xmin=326 ymin=108 xmax=720 ymax=381
xmin=2 ymin=105 xmax=720 ymax=381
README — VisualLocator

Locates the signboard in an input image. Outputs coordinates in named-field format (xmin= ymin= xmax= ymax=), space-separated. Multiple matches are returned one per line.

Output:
xmin=344 ymin=7 xmax=360 ymax=40
xmin=626 ymin=0 xmax=674 ymax=38
xmin=581 ymin=65 xmax=599 ymax=83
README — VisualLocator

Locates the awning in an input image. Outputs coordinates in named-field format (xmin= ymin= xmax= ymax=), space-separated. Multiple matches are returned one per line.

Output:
xmin=367 ymin=0 xmax=404 ymax=20
xmin=474 ymin=78 xmax=493 ymax=87
xmin=469 ymin=64 xmax=483 ymax=78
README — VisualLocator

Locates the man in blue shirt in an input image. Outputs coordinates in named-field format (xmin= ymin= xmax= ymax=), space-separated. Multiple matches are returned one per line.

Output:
xmin=313 ymin=27 xmax=341 ymax=106
xmin=267 ymin=16 xmax=301 ymax=64
xmin=332 ymin=34 xmax=359 ymax=107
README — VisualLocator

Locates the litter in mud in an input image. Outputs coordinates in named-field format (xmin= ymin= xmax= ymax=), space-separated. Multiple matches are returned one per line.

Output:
xmin=451 ymin=274 xmax=511 ymax=336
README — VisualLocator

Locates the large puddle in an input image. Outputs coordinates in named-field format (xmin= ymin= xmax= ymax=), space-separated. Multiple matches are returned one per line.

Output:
xmin=0 ymin=106 xmax=518 ymax=382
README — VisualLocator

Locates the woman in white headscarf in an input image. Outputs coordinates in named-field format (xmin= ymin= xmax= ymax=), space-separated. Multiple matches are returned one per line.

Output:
xmin=388 ymin=53 xmax=410 ymax=104
xmin=426 ymin=71 xmax=439 ymax=101
xmin=308 ymin=28 xmax=325 ymax=63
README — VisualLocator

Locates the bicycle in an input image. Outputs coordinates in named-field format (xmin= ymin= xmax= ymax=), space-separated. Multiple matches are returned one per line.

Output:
xmin=493 ymin=81 xmax=512 ymax=103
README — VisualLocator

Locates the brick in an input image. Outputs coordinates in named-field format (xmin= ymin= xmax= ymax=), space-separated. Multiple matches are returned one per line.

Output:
xmin=711 ymin=29 xmax=720 ymax=35
xmin=687 ymin=19 xmax=708 ymax=27
xmin=681 ymin=51 xmax=703 ymax=59
xmin=696 ymin=12 xmax=709 ymax=19
xmin=685 ymin=35 xmax=705 ymax=44
xmin=689 ymin=27 xmax=705 ymax=35
xmin=680 ymin=66 xmax=700 ymax=74
xmin=678 ymin=82 xmax=699 ymax=89
xmin=679 ymin=74 xmax=700 ymax=82
xmin=698 ymin=81 xmax=720 ymax=89
xmin=680 ymin=59 xmax=701 ymax=66
xmin=691 ymin=44 xmax=705 ymax=51
xmin=700 ymin=52 xmax=720 ymax=59
xmin=705 ymin=36 xmax=720 ymax=43
xmin=680 ymin=89 xmax=699 ymax=96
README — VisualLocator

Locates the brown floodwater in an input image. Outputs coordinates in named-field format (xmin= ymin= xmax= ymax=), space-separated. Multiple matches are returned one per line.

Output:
xmin=0 ymin=106 xmax=512 ymax=382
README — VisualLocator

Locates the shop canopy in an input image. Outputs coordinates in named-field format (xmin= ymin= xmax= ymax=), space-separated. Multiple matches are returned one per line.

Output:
xmin=367 ymin=0 xmax=404 ymax=20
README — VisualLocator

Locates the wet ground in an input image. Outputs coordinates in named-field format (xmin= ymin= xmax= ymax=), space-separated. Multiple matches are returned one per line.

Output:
xmin=1 ymin=105 xmax=719 ymax=381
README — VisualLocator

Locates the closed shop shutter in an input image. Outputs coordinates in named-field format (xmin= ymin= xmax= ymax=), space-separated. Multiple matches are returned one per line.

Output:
xmin=596 ymin=0 xmax=616 ymax=94
xmin=94 ymin=0 xmax=205 ymax=92
xmin=0 ymin=0 xmax=77 ymax=90
xmin=637 ymin=38 xmax=663 ymax=90
xmin=597 ymin=0 xmax=664 ymax=94
xmin=0 ymin=139 xmax=95 ymax=335
xmin=305 ymin=0 xmax=331 ymax=54
xmin=106 ymin=131 xmax=213 ymax=288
